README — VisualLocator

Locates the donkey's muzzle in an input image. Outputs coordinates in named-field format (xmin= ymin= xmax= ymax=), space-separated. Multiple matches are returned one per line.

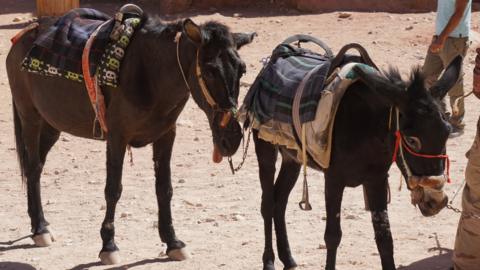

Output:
xmin=409 ymin=175 xmax=448 ymax=217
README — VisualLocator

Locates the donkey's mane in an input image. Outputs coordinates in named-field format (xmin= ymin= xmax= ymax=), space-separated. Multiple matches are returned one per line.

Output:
xmin=142 ymin=15 xmax=233 ymax=48
xmin=383 ymin=65 xmax=444 ymax=113
xmin=142 ymin=15 xmax=183 ymax=37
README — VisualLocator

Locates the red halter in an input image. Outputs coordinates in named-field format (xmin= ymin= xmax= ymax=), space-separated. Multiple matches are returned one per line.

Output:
xmin=392 ymin=130 xmax=451 ymax=183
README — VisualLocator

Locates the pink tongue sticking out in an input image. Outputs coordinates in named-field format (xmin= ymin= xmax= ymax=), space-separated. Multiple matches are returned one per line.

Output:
xmin=212 ymin=144 xmax=223 ymax=163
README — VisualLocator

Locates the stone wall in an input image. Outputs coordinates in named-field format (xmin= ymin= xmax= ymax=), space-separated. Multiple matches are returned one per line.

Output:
xmin=158 ymin=0 xmax=439 ymax=13
xmin=294 ymin=0 xmax=436 ymax=13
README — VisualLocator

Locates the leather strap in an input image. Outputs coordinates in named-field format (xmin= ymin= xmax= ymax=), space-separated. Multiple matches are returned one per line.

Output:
xmin=82 ymin=20 xmax=111 ymax=137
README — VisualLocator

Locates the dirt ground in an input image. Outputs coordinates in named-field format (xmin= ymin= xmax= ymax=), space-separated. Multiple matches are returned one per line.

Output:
xmin=1 ymin=1 xmax=479 ymax=270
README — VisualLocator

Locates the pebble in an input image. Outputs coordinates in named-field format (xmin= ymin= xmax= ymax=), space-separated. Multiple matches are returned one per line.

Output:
xmin=318 ymin=244 xmax=327 ymax=249
xmin=193 ymin=137 xmax=199 ymax=142
xmin=345 ymin=214 xmax=357 ymax=220
xmin=338 ymin=12 xmax=352 ymax=19
xmin=100 ymin=205 xmax=106 ymax=210
xmin=120 ymin=212 xmax=129 ymax=218
xmin=232 ymin=214 xmax=245 ymax=221
xmin=405 ymin=26 xmax=414 ymax=31
xmin=13 ymin=17 xmax=22 ymax=22
xmin=178 ymin=179 xmax=186 ymax=184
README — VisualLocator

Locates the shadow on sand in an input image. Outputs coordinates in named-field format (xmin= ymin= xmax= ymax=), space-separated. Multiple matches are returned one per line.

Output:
xmin=398 ymin=249 xmax=453 ymax=270
xmin=69 ymin=257 xmax=172 ymax=270
xmin=0 ymin=262 xmax=37 ymax=270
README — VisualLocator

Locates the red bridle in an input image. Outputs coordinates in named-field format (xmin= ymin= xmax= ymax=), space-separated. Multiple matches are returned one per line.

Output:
xmin=392 ymin=130 xmax=451 ymax=183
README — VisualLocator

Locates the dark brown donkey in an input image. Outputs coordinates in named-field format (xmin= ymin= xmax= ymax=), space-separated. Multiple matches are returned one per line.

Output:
xmin=250 ymin=56 xmax=462 ymax=270
xmin=6 ymin=16 xmax=255 ymax=264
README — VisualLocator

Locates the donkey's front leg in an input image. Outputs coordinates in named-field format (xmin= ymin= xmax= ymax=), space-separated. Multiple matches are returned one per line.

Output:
xmin=99 ymin=136 xmax=127 ymax=265
xmin=364 ymin=179 xmax=395 ymax=270
xmin=254 ymin=131 xmax=278 ymax=270
xmin=324 ymin=174 xmax=345 ymax=270
xmin=153 ymin=128 xmax=188 ymax=261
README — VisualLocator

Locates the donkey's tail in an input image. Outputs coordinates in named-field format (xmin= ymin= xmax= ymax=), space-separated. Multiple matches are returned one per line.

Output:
xmin=13 ymin=101 xmax=27 ymax=184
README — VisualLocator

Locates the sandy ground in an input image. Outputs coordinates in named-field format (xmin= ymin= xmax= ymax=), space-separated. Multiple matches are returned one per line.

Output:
xmin=1 ymin=1 xmax=480 ymax=270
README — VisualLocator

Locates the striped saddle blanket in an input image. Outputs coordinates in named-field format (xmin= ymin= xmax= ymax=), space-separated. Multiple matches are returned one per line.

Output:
xmin=242 ymin=43 xmax=331 ymax=124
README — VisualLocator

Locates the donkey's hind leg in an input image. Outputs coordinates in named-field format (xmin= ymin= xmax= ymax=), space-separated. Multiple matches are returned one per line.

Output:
xmin=273 ymin=155 xmax=301 ymax=270
xmin=253 ymin=131 xmax=278 ymax=270
xmin=31 ymin=122 xmax=60 ymax=246
xmin=19 ymin=114 xmax=59 ymax=247
xmin=323 ymin=172 xmax=345 ymax=270
xmin=364 ymin=178 xmax=395 ymax=270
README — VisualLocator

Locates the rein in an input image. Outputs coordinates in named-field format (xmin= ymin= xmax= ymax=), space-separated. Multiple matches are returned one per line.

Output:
xmin=391 ymin=108 xmax=451 ymax=184
xmin=228 ymin=126 xmax=252 ymax=174
xmin=452 ymin=90 xmax=473 ymax=115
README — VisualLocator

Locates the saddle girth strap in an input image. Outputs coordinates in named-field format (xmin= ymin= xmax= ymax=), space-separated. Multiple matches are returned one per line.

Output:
xmin=292 ymin=65 xmax=323 ymax=211
xmin=82 ymin=20 xmax=111 ymax=138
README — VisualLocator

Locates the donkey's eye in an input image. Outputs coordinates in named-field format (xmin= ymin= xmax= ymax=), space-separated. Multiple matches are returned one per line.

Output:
xmin=404 ymin=136 xmax=421 ymax=151
xmin=203 ymin=69 xmax=215 ymax=80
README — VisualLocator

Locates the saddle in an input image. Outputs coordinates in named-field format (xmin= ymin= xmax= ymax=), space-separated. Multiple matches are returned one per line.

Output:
xmin=20 ymin=4 xmax=144 ymax=138
xmin=241 ymin=35 xmax=379 ymax=169
xmin=243 ymin=35 xmax=332 ymax=125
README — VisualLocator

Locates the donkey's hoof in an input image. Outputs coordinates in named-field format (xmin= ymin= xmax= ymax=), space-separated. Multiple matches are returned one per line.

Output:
xmin=167 ymin=248 xmax=190 ymax=261
xmin=32 ymin=233 xmax=53 ymax=247
xmin=285 ymin=267 xmax=297 ymax=270
xmin=99 ymin=251 xmax=121 ymax=265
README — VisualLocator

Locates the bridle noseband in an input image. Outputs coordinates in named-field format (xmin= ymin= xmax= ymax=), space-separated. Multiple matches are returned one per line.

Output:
xmin=391 ymin=108 xmax=451 ymax=188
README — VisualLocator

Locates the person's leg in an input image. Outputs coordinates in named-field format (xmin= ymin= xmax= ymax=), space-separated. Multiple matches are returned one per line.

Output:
xmin=423 ymin=39 xmax=445 ymax=89
xmin=440 ymin=37 xmax=469 ymax=130
xmin=452 ymin=124 xmax=480 ymax=270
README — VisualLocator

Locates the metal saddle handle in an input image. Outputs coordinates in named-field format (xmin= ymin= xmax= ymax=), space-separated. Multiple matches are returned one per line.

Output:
xmin=119 ymin=4 xmax=143 ymax=16
xmin=326 ymin=43 xmax=379 ymax=78
xmin=281 ymin=34 xmax=334 ymax=59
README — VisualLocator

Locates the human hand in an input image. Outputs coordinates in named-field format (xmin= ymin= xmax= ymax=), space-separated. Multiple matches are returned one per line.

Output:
xmin=474 ymin=48 xmax=480 ymax=99
xmin=429 ymin=36 xmax=446 ymax=54
xmin=474 ymin=70 xmax=480 ymax=99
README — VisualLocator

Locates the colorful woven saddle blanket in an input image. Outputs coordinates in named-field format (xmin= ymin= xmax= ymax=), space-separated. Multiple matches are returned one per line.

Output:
xmin=21 ymin=8 xmax=141 ymax=87
xmin=243 ymin=43 xmax=331 ymax=124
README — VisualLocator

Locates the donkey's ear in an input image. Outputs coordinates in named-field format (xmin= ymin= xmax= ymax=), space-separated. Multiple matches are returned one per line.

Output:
xmin=430 ymin=56 xmax=462 ymax=99
xmin=183 ymin=19 xmax=203 ymax=46
xmin=232 ymin=32 xmax=257 ymax=50
xmin=353 ymin=65 xmax=407 ymax=110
